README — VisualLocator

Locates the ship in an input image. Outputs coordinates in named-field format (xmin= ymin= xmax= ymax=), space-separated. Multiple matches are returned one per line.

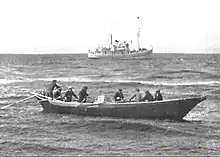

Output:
xmin=88 ymin=17 xmax=153 ymax=59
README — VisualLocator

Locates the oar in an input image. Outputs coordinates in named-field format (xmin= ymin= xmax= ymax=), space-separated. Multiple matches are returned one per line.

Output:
xmin=1 ymin=95 xmax=36 ymax=110
xmin=30 ymin=92 xmax=52 ymax=100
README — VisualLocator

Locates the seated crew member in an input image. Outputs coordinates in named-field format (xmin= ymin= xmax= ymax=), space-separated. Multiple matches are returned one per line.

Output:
xmin=78 ymin=86 xmax=89 ymax=103
xmin=54 ymin=88 xmax=63 ymax=101
xmin=64 ymin=87 xmax=78 ymax=102
xmin=129 ymin=88 xmax=142 ymax=102
xmin=141 ymin=90 xmax=155 ymax=102
xmin=47 ymin=80 xmax=61 ymax=98
xmin=114 ymin=88 xmax=124 ymax=102
xmin=155 ymin=89 xmax=163 ymax=101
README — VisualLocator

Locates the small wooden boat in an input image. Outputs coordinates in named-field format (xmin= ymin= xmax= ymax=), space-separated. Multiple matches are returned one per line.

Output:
xmin=34 ymin=93 xmax=206 ymax=120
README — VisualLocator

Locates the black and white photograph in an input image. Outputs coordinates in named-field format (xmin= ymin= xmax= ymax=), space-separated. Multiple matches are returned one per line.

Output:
xmin=0 ymin=0 xmax=219 ymax=156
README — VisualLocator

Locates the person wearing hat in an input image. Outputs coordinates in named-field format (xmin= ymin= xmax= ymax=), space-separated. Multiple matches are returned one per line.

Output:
xmin=47 ymin=80 xmax=61 ymax=98
xmin=113 ymin=88 xmax=124 ymax=102
xmin=78 ymin=86 xmax=89 ymax=103
xmin=141 ymin=90 xmax=154 ymax=102
xmin=154 ymin=89 xmax=163 ymax=101
xmin=129 ymin=88 xmax=142 ymax=102
xmin=54 ymin=88 xmax=63 ymax=101
xmin=64 ymin=86 xmax=78 ymax=102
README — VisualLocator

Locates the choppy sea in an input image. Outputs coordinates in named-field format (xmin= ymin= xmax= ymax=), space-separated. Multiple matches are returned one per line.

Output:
xmin=0 ymin=53 xmax=220 ymax=155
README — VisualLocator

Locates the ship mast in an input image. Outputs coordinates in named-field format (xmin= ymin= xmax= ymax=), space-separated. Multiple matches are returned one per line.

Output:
xmin=108 ymin=32 xmax=113 ymax=47
xmin=110 ymin=33 xmax=112 ymax=45
xmin=137 ymin=17 xmax=140 ymax=50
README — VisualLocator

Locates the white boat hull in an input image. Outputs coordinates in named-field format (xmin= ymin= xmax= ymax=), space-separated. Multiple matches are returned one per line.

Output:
xmin=88 ymin=48 xmax=153 ymax=59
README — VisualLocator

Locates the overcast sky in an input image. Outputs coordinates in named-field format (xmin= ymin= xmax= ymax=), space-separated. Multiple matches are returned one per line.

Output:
xmin=0 ymin=0 xmax=219 ymax=54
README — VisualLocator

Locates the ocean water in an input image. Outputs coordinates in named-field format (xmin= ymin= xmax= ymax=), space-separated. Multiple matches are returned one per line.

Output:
xmin=0 ymin=53 xmax=220 ymax=155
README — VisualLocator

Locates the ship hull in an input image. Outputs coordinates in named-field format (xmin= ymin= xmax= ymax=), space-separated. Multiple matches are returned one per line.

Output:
xmin=88 ymin=49 xmax=153 ymax=59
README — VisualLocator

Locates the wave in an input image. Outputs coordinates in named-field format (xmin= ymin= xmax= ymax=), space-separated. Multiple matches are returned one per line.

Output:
xmin=204 ymin=74 xmax=220 ymax=79
xmin=210 ymin=89 xmax=220 ymax=94
xmin=0 ymin=95 xmax=28 ymax=100
xmin=1 ymin=76 xmax=220 ymax=86
xmin=0 ymin=100 xmax=8 ymax=104
xmin=0 ymin=73 xmax=5 ymax=79
xmin=112 ymin=68 xmax=126 ymax=72
xmin=163 ymin=69 xmax=210 ymax=75
xmin=52 ymin=118 xmax=206 ymax=137
xmin=0 ymin=79 xmax=32 ymax=84
xmin=161 ymin=69 xmax=220 ymax=80
xmin=35 ymin=77 xmax=220 ymax=86
xmin=150 ymin=75 xmax=183 ymax=79
xmin=0 ymin=140 xmax=84 ymax=155
xmin=74 ymin=65 xmax=88 ymax=69
xmin=0 ymin=79 xmax=25 ymax=84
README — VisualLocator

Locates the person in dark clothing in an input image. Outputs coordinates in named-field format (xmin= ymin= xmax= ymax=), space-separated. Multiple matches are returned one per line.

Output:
xmin=47 ymin=80 xmax=61 ymax=98
xmin=155 ymin=89 xmax=163 ymax=101
xmin=114 ymin=88 xmax=124 ymax=102
xmin=64 ymin=87 xmax=78 ymax=102
xmin=78 ymin=86 xmax=89 ymax=103
xmin=141 ymin=90 xmax=155 ymax=102
xmin=54 ymin=88 xmax=63 ymax=101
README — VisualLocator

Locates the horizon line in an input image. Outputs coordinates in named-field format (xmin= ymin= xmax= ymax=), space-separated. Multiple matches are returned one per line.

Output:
xmin=0 ymin=51 xmax=219 ymax=55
